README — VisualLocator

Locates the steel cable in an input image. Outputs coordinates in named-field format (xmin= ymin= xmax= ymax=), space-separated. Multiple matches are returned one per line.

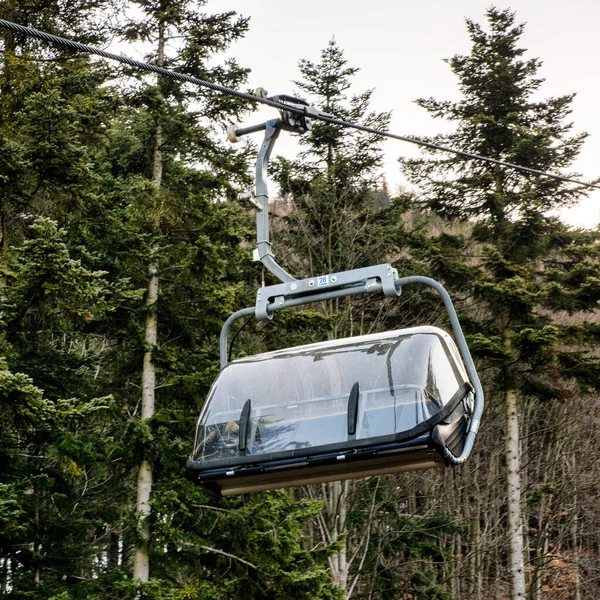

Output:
xmin=1 ymin=18 xmax=598 ymax=191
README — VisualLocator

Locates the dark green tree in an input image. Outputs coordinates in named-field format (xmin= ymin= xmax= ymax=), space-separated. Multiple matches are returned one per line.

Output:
xmin=0 ymin=0 xmax=118 ymax=252
xmin=78 ymin=3 xmax=341 ymax=598
xmin=401 ymin=8 xmax=600 ymax=599
xmin=268 ymin=40 xmax=450 ymax=599
xmin=274 ymin=39 xmax=395 ymax=294
xmin=0 ymin=217 xmax=119 ymax=597
xmin=0 ymin=5 xmax=130 ymax=592
xmin=94 ymin=0 xmax=255 ymax=591
xmin=0 ymin=2 xmax=340 ymax=597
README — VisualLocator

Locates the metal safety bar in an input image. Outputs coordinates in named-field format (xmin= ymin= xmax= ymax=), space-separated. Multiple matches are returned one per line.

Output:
xmin=219 ymin=275 xmax=484 ymax=466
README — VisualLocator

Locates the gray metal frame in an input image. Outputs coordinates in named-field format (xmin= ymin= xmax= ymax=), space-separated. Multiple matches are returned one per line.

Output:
xmin=224 ymin=97 xmax=484 ymax=465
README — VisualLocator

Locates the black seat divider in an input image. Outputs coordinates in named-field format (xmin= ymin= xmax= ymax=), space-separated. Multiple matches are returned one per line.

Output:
xmin=347 ymin=382 xmax=360 ymax=436
xmin=238 ymin=399 xmax=251 ymax=452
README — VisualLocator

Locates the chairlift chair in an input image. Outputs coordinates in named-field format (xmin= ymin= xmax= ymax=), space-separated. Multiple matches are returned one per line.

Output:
xmin=186 ymin=91 xmax=483 ymax=495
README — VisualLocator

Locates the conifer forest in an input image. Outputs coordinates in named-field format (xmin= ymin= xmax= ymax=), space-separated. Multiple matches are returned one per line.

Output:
xmin=1 ymin=2 xmax=600 ymax=599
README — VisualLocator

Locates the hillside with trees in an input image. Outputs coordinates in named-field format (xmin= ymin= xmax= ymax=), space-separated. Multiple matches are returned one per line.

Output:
xmin=1 ymin=3 xmax=599 ymax=600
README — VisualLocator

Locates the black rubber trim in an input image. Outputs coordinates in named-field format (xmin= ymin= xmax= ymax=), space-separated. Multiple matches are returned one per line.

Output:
xmin=347 ymin=382 xmax=360 ymax=436
xmin=388 ymin=382 xmax=472 ymax=445
xmin=238 ymin=399 xmax=251 ymax=452
xmin=431 ymin=415 xmax=469 ymax=459
xmin=187 ymin=382 xmax=473 ymax=473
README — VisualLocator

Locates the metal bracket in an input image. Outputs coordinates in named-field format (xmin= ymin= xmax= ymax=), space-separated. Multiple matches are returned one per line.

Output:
xmin=255 ymin=87 xmax=315 ymax=133
xmin=238 ymin=190 xmax=262 ymax=211
xmin=226 ymin=90 xmax=334 ymax=286
xmin=255 ymin=264 xmax=400 ymax=320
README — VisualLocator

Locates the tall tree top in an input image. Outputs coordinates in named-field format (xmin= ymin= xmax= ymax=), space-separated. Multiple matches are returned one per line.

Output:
xmin=403 ymin=6 xmax=588 ymax=224
xmin=280 ymin=39 xmax=390 ymax=190
xmin=295 ymin=39 xmax=359 ymax=115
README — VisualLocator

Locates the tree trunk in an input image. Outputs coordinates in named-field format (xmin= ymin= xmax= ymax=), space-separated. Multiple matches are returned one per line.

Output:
xmin=569 ymin=454 xmax=581 ymax=600
xmin=132 ymin=18 xmax=165 ymax=584
xmin=152 ymin=20 xmax=165 ymax=188
xmin=505 ymin=385 xmax=526 ymax=599
xmin=133 ymin=266 xmax=159 ymax=581
xmin=326 ymin=479 xmax=349 ymax=590
xmin=339 ymin=480 xmax=348 ymax=590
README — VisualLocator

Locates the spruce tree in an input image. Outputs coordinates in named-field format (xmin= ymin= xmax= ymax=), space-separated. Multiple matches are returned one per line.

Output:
xmin=270 ymin=41 xmax=451 ymax=599
xmin=0 ymin=2 xmax=340 ymax=597
xmin=0 ymin=217 xmax=117 ymax=596
xmin=275 ymin=40 xmax=394 ymax=294
xmin=88 ymin=1 xmax=253 ymax=594
xmin=0 ymin=5 xmax=129 ymax=593
xmin=0 ymin=0 xmax=118 ymax=251
xmin=401 ymin=8 xmax=600 ymax=598
xmin=84 ymin=4 xmax=340 ymax=597
xmin=271 ymin=40 xmax=390 ymax=593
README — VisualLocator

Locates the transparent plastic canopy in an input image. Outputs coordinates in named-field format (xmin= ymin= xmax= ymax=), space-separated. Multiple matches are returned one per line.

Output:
xmin=191 ymin=326 xmax=470 ymax=468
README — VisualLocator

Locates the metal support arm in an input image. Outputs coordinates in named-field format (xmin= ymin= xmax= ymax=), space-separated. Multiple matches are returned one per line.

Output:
xmin=227 ymin=91 xmax=325 ymax=285
xmin=254 ymin=120 xmax=296 ymax=283
xmin=219 ymin=275 xmax=484 ymax=466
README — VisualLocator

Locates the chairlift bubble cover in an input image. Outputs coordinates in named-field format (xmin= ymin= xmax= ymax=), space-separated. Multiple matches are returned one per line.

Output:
xmin=187 ymin=326 xmax=474 ymax=495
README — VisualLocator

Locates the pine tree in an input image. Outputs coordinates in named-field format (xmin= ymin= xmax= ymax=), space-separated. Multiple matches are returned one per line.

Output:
xmin=0 ymin=217 xmax=117 ymax=595
xmin=80 ymin=4 xmax=341 ymax=597
xmin=274 ymin=40 xmax=394 ymax=291
xmin=0 ymin=0 xmax=118 ymax=252
xmin=0 ymin=4 xmax=131 ymax=592
xmin=1 ymin=2 xmax=341 ymax=597
xmin=86 ymin=1 xmax=254 ymax=593
xmin=401 ymin=8 xmax=600 ymax=598
xmin=271 ymin=41 xmax=388 ymax=593
xmin=268 ymin=41 xmax=454 ymax=598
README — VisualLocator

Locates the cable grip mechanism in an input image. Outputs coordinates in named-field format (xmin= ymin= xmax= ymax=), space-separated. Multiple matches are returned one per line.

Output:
xmin=226 ymin=88 xmax=329 ymax=285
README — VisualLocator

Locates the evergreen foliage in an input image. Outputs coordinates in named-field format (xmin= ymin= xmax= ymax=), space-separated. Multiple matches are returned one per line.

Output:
xmin=274 ymin=40 xmax=396 ymax=287
xmin=0 ymin=2 xmax=340 ymax=598
xmin=402 ymin=6 xmax=600 ymax=406
xmin=1 ymin=4 xmax=600 ymax=599
xmin=401 ymin=7 xmax=600 ymax=598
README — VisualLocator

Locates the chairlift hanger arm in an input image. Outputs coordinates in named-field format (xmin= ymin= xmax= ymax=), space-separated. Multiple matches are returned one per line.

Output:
xmin=254 ymin=120 xmax=295 ymax=283
xmin=228 ymin=90 xmax=331 ymax=285
xmin=229 ymin=118 xmax=295 ymax=283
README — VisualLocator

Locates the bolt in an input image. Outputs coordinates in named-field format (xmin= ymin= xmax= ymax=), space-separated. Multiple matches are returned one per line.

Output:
xmin=308 ymin=280 xmax=315 ymax=287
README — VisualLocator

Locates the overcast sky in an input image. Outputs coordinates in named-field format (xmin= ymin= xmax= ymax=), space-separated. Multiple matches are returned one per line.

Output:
xmin=205 ymin=0 xmax=600 ymax=228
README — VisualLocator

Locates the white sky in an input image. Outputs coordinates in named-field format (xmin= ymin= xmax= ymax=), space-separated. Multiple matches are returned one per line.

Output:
xmin=205 ymin=0 xmax=600 ymax=228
